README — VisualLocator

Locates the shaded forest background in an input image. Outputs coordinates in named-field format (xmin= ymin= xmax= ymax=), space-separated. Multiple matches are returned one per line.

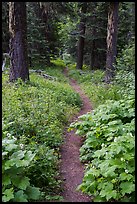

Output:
xmin=2 ymin=2 xmax=135 ymax=71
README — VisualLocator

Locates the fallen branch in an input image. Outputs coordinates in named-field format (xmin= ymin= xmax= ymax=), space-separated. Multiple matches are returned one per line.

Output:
xmin=30 ymin=69 xmax=57 ymax=81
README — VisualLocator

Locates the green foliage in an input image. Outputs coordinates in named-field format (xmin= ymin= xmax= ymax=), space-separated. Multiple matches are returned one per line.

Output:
xmin=2 ymin=67 xmax=82 ymax=201
xmin=70 ymin=98 xmax=135 ymax=202
xmin=33 ymin=60 xmax=68 ymax=83
xmin=2 ymin=131 xmax=41 ymax=202
xmin=27 ymin=2 xmax=50 ymax=66
xmin=117 ymin=2 xmax=135 ymax=52
xmin=27 ymin=2 xmax=65 ymax=66
xmin=68 ymin=37 xmax=135 ymax=201
xmin=51 ymin=58 xmax=66 ymax=69
xmin=68 ymin=68 xmax=118 ymax=108
xmin=116 ymin=42 xmax=135 ymax=73
xmin=58 ymin=13 xmax=79 ymax=60
xmin=26 ymin=145 xmax=60 ymax=194
xmin=113 ymin=70 xmax=135 ymax=99
xmin=84 ymin=2 xmax=108 ymax=68
xmin=63 ymin=53 xmax=74 ymax=65
xmin=3 ymin=72 xmax=81 ymax=141
xmin=68 ymin=65 xmax=135 ymax=109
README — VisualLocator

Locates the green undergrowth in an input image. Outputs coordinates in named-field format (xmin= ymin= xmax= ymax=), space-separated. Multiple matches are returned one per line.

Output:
xmin=2 ymin=64 xmax=82 ymax=202
xmin=68 ymin=67 xmax=135 ymax=109
xmin=70 ymin=97 xmax=135 ymax=202
xmin=36 ymin=58 xmax=69 ymax=83
xmin=68 ymin=47 xmax=135 ymax=202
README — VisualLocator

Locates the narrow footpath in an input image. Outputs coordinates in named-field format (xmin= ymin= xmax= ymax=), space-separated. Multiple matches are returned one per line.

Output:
xmin=59 ymin=68 xmax=93 ymax=202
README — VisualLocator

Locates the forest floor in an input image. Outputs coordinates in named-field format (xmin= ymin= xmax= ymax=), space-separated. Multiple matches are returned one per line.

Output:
xmin=58 ymin=67 xmax=93 ymax=202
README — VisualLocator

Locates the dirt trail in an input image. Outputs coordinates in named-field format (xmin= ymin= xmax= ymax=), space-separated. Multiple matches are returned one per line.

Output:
xmin=59 ymin=68 xmax=93 ymax=202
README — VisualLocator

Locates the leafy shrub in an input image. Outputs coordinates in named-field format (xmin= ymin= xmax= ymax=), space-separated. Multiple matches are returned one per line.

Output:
xmin=112 ymin=70 xmax=135 ymax=99
xmin=50 ymin=58 xmax=66 ymax=68
xmin=116 ymin=42 xmax=135 ymax=73
xmin=3 ymin=73 xmax=82 ymax=142
xmin=2 ymin=68 xmax=82 ymax=201
xmin=68 ymin=66 xmax=135 ymax=109
xmin=68 ymin=67 xmax=93 ymax=84
xmin=2 ymin=129 xmax=41 ymax=202
xmin=62 ymin=53 xmax=74 ymax=65
xmin=70 ymin=98 xmax=135 ymax=202
xmin=82 ymin=64 xmax=90 ymax=71
xmin=26 ymin=144 xmax=60 ymax=195
xmin=68 ymin=63 xmax=89 ymax=71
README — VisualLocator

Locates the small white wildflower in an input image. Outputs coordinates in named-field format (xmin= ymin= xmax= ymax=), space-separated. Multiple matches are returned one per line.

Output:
xmin=114 ymin=137 xmax=117 ymax=142
xmin=129 ymin=133 xmax=133 ymax=137
xmin=125 ymin=169 xmax=128 ymax=173
xmin=12 ymin=136 xmax=16 ymax=140
xmin=101 ymin=143 xmax=104 ymax=147
xmin=121 ymin=158 xmax=124 ymax=161
xmin=20 ymin=144 xmax=24 ymax=149
xmin=7 ymin=133 xmax=11 ymax=138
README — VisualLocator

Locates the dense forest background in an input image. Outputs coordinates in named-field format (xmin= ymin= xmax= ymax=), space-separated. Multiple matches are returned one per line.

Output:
xmin=2 ymin=2 xmax=135 ymax=71
xmin=2 ymin=2 xmax=135 ymax=202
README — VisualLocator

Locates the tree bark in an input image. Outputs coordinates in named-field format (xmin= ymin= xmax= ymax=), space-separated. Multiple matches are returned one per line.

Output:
xmin=9 ymin=2 xmax=29 ymax=81
xmin=90 ymin=38 xmax=96 ymax=69
xmin=105 ymin=2 xmax=119 ymax=82
xmin=76 ymin=3 xmax=87 ymax=70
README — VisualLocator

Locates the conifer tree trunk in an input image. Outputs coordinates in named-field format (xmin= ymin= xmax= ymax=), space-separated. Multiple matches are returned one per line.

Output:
xmin=9 ymin=2 xmax=29 ymax=81
xmin=105 ymin=2 xmax=119 ymax=82
xmin=76 ymin=2 xmax=87 ymax=69
xmin=90 ymin=9 xmax=96 ymax=70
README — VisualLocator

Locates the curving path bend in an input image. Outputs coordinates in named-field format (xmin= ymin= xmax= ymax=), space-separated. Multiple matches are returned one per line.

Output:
xmin=59 ymin=68 xmax=93 ymax=202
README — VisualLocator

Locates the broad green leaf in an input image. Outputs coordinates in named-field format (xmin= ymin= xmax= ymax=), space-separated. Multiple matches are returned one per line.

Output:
xmin=2 ymin=188 xmax=14 ymax=202
xmin=98 ymin=160 xmax=109 ymax=172
xmin=25 ymin=186 xmax=40 ymax=200
xmin=106 ymin=190 xmax=117 ymax=200
xmin=12 ymin=176 xmax=30 ymax=190
xmin=100 ymin=183 xmax=114 ymax=199
xmin=93 ymin=195 xmax=106 ymax=202
xmin=5 ymin=143 xmax=18 ymax=151
xmin=18 ymin=177 xmax=30 ymax=190
xmin=15 ymin=159 xmax=30 ymax=167
xmin=93 ymin=148 xmax=106 ymax=158
xmin=86 ymin=168 xmax=100 ymax=177
xmin=4 ymin=159 xmax=15 ymax=170
xmin=103 ymin=165 xmax=118 ymax=177
xmin=11 ymin=150 xmax=26 ymax=160
xmin=2 ymin=138 xmax=16 ymax=146
xmin=98 ymin=181 xmax=108 ymax=190
xmin=2 ymin=175 xmax=11 ymax=186
xmin=13 ymin=190 xmax=28 ymax=202
xmin=119 ymin=173 xmax=133 ymax=181
xmin=120 ymin=182 xmax=135 ymax=195
xmin=24 ymin=151 xmax=36 ymax=162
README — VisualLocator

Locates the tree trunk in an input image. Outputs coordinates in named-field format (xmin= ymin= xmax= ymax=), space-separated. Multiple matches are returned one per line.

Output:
xmin=105 ymin=2 xmax=119 ymax=83
xmin=90 ymin=38 xmax=96 ymax=69
xmin=9 ymin=2 xmax=29 ymax=81
xmin=76 ymin=3 xmax=87 ymax=70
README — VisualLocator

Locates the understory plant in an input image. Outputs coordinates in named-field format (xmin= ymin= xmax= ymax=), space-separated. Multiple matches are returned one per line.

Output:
xmin=70 ymin=97 xmax=135 ymax=202
xmin=2 ymin=65 xmax=82 ymax=201
xmin=2 ymin=129 xmax=41 ymax=202
xmin=68 ymin=63 xmax=135 ymax=109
